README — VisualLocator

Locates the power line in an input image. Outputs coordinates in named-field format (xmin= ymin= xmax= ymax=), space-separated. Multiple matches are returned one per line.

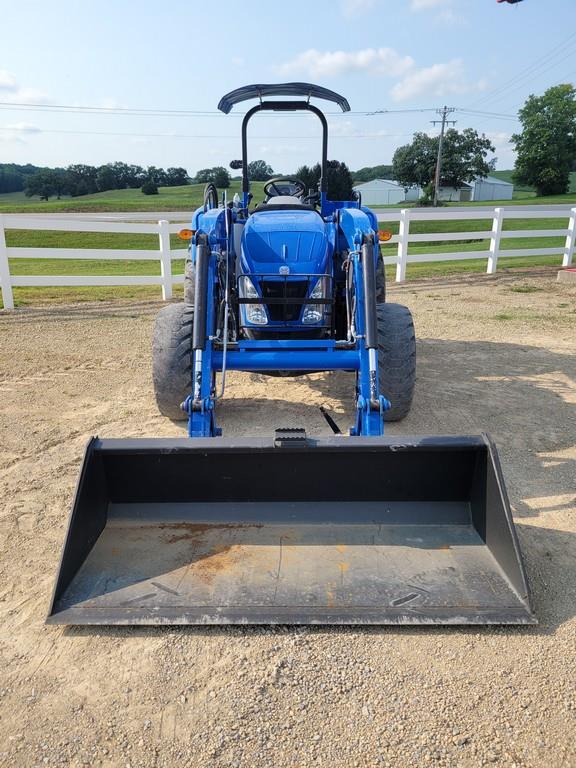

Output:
xmin=457 ymin=108 xmax=519 ymax=121
xmin=465 ymin=30 xmax=576 ymax=111
xmin=0 ymin=101 xmax=442 ymax=118
xmin=0 ymin=126 xmax=415 ymax=140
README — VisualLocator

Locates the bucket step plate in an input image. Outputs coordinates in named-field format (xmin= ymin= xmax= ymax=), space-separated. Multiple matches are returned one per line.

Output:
xmin=47 ymin=436 xmax=536 ymax=626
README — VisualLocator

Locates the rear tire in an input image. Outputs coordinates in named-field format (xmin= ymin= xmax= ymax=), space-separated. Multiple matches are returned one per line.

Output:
xmin=377 ymin=303 xmax=416 ymax=422
xmin=152 ymin=303 xmax=193 ymax=420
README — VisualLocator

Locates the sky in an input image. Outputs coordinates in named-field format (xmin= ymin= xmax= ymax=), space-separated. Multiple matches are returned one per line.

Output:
xmin=1 ymin=0 xmax=575 ymax=175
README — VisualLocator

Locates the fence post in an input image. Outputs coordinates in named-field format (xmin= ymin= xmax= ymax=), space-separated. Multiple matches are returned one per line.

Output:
xmin=0 ymin=215 xmax=14 ymax=310
xmin=487 ymin=207 xmax=503 ymax=275
xmin=396 ymin=209 xmax=410 ymax=282
xmin=158 ymin=219 xmax=173 ymax=301
xmin=563 ymin=207 xmax=576 ymax=268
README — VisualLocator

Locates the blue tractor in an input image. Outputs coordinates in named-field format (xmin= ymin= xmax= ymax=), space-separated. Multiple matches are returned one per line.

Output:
xmin=47 ymin=85 xmax=534 ymax=628
xmin=152 ymin=83 xmax=415 ymax=437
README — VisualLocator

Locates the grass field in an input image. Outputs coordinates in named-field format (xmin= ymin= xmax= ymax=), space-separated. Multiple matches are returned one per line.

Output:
xmin=0 ymin=181 xmax=572 ymax=308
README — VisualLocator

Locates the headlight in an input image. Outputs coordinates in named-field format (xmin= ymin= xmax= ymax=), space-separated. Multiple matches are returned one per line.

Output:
xmin=302 ymin=279 xmax=325 ymax=325
xmin=240 ymin=276 xmax=268 ymax=325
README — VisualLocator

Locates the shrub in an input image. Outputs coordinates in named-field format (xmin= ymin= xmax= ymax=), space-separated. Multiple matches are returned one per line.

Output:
xmin=141 ymin=180 xmax=158 ymax=195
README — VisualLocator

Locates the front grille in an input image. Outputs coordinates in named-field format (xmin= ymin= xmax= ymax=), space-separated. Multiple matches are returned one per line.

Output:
xmin=260 ymin=280 xmax=309 ymax=322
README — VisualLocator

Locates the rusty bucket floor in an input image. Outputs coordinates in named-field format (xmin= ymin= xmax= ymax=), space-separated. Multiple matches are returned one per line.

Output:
xmin=48 ymin=501 xmax=534 ymax=625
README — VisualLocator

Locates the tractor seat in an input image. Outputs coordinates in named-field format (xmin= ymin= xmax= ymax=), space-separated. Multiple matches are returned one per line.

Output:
xmin=263 ymin=195 xmax=302 ymax=205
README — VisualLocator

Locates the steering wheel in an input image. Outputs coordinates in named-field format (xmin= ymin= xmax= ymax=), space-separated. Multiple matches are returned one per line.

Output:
xmin=263 ymin=177 xmax=306 ymax=200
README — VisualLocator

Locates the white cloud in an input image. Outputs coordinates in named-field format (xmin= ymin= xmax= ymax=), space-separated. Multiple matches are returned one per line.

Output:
xmin=15 ymin=88 xmax=52 ymax=105
xmin=0 ymin=122 xmax=41 ymax=143
xmin=410 ymin=0 xmax=463 ymax=24
xmin=340 ymin=0 xmax=376 ymax=16
xmin=277 ymin=47 xmax=485 ymax=104
xmin=327 ymin=120 xmax=357 ymax=137
xmin=410 ymin=0 xmax=450 ymax=9
xmin=391 ymin=59 xmax=486 ymax=102
xmin=277 ymin=47 xmax=414 ymax=78
xmin=0 ymin=70 xmax=18 ymax=91
xmin=0 ymin=70 xmax=51 ymax=104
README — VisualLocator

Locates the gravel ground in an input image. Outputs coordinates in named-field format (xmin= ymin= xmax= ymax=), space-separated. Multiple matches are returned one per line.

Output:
xmin=0 ymin=267 xmax=574 ymax=768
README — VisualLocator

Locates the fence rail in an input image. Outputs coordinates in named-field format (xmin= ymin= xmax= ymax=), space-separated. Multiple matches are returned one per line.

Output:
xmin=0 ymin=207 xmax=574 ymax=310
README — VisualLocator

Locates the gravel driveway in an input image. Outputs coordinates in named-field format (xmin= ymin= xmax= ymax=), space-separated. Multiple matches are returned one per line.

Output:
xmin=0 ymin=267 xmax=574 ymax=767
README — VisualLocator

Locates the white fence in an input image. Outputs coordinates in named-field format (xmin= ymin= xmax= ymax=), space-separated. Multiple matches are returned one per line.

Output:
xmin=0 ymin=214 xmax=189 ymax=310
xmin=0 ymin=207 xmax=574 ymax=310
xmin=376 ymin=206 xmax=575 ymax=282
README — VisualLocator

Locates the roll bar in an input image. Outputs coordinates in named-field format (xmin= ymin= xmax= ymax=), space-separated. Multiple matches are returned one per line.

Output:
xmin=218 ymin=83 xmax=350 ymax=114
xmin=218 ymin=83 xmax=350 ymax=206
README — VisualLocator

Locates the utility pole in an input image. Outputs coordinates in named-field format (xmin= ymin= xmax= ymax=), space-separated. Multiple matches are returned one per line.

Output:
xmin=431 ymin=106 xmax=456 ymax=207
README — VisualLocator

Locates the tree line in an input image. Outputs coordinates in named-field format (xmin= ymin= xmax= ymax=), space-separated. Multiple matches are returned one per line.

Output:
xmin=9 ymin=162 xmax=190 ymax=200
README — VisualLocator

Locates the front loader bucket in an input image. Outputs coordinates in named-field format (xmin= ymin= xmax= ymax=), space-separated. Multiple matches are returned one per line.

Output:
xmin=47 ymin=435 xmax=535 ymax=626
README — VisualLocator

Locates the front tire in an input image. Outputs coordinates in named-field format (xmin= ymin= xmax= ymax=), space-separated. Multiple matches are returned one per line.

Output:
xmin=184 ymin=259 xmax=195 ymax=305
xmin=377 ymin=303 xmax=416 ymax=422
xmin=376 ymin=249 xmax=386 ymax=303
xmin=152 ymin=303 xmax=193 ymax=420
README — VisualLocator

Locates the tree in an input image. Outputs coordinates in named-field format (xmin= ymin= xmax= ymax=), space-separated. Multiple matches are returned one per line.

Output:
xmin=145 ymin=166 xmax=167 ymax=186
xmin=353 ymin=165 xmax=394 ymax=183
xmin=66 ymin=164 xmax=98 ymax=196
xmin=51 ymin=169 xmax=68 ymax=199
xmin=165 ymin=167 xmax=189 ymax=186
xmin=212 ymin=167 xmax=231 ymax=188
xmin=194 ymin=166 xmax=230 ymax=187
xmin=295 ymin=160 xmax=356 ymax=201
xmin=24 ymin=169 xmax=57 ymax=200
xmin=296 ymin=164 xmax=319 ymax=193
xmin=0 ymin=168 xmax=26 ymax=193
xmin=392 ymin=134 xmax=436 ymax=189
xmin=512 ymin=84 xmax=576 ymax=196
xmin=141 ymin=180 xmax=158 ymax=195
xmin=393 ymin=129 xmax=495 ymax=191
xmin=247 ymin=160 xmax=274 ymax=181
xmin=326 ymin=160 xmax=355 ymax=201
xmin=101 ymin=161 xmax=145 ymax=189
xmin=96 ymin=165 xmax=119 ymax=192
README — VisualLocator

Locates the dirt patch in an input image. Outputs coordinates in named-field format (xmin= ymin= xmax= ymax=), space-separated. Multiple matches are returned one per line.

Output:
xmin=0 ymin=267 xmax=575 ymax=767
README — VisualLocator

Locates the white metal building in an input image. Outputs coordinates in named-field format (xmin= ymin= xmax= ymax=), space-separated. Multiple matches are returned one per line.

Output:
xmin=437 ymin=176 xmax=514 ymax=203
xmin=353 ymin=179 xmax=405 ymax=206
xmin=472 ymin=175 xmax=514 ymax=202
xmin=437 ymin=184 xmax=473 ymax=203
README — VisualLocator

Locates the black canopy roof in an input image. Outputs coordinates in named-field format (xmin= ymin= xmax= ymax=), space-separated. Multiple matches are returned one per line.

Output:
xmin=217 ymin=83 xmax=350 ymax=114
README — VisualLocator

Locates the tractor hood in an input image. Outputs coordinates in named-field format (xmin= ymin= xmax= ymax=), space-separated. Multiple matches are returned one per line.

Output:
xmin=241 ymin=209 xmax=329 ymax=275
